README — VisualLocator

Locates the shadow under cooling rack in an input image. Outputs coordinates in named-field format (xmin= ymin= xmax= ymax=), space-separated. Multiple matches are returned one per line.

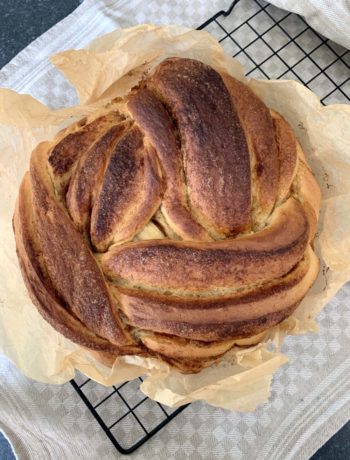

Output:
xmin=70 ymin=0 xmax=350 ymax=455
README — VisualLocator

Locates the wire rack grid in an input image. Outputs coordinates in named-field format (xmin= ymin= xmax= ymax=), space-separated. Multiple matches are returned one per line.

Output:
xmin=70 ymin=0 xmax=350 ymax=455
xmin=71 ymin=374 xmax=187 ymax=455
xmin=201 ymin=0 xmax=350 ymax=104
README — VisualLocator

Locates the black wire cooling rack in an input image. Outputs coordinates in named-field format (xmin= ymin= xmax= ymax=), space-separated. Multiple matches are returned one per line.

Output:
xmin=70 ymin=0 xmax=350 ymax=455
xmin=71 ymin=375 xmax=187 ymax=454
xmin=200 ymin=0 xmax=350 ymax=104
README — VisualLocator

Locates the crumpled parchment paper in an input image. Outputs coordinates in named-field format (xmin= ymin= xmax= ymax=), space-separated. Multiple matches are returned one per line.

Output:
xmin=0 ymin=24 xmax=349 ymax=411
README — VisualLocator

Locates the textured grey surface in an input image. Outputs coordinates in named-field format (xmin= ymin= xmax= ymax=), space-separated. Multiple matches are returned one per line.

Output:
xmin=0 ymin=0 xmax=82 ymax=68
xmin=0 ymin=0 xmax=349 ymax=459
xmin=312 ymin=421 xmax=350 ymax=460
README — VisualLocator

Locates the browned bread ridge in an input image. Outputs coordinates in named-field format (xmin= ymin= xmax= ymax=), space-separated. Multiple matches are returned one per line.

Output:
xmin=13 ymin=57 xmax=321 ymax=373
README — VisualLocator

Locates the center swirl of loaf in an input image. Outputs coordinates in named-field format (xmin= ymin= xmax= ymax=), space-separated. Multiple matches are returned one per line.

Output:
xmin=15 ymin=58 xmax=321 ymax=372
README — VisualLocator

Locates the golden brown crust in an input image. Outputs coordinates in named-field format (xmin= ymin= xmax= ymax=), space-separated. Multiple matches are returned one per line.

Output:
xmin=222 ymin=74 xmax=279 ymax=225
xmin=271 ymin=111 xmax=298 ymax=204
xmin=13 ymin=174 xmax=139 ymax=354
xmin=48 ymin=111 xmax=125 ymax=196
xmin=128 ymin=88 xmax=210 ymax=241
xmin=30 ymin=142 xmax=135 ymax=347
xmin=112 ymin=246 xmax=318 ymax=341
xmin=90 ymin=126 xmax=163 ymax=251
xmin=66 ymin=122 xmax=129 ymax=232
xmin=293 ymin=151 xmax=321 ymax=241
xmin=148 ymin=58 xmax=251 ymax=236
xmin=101 ymin=198 xmax=309 ymax=291
xmin=13 ymin=57 xmax=321 ymax=373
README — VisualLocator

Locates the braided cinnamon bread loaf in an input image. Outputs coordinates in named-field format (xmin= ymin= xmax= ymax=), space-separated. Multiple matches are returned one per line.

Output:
xmin=13 ymin=57 xmax=321 ymax=373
